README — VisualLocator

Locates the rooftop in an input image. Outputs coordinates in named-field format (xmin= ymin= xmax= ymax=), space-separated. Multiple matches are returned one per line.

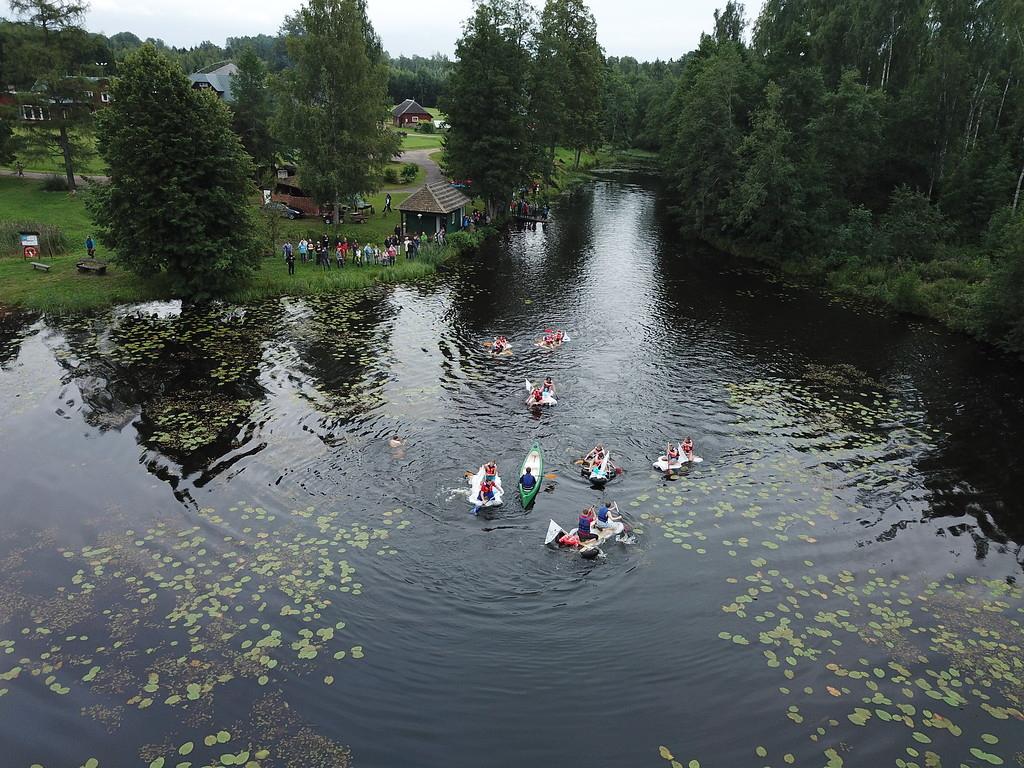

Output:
xmin=398 ymin=182 xmax=471 ymax=215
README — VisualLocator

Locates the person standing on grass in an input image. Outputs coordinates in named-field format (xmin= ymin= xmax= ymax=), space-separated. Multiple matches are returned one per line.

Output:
xmin=85 ymin=235 xmax=96 ymax=258
xmin=283 ymin=240 xmax=293 ymax=262
xmin=286 ymin=248 xmax=295 ymax=275
xmin=15 ymin=161 xmax=24 ymax=177
xmin=384 ymin=192 xmax=392 ymax=215
xmin=298 ymin=238 xmax=308 ymax=263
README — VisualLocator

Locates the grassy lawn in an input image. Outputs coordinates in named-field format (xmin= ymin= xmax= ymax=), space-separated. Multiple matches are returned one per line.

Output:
xmin=0 ymin=176 xmax=95 ymax=252
xmin=0 ymin=178 xmax=460 ymax=313
xmin=400 ymin=133 xmax=445 ymax=151
xmin=0 ymin=127 xmax=107 ymax=176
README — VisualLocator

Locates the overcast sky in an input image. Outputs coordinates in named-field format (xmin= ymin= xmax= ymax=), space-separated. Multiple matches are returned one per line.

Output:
xmin=67 ymin=0 xmax=734 ymax=61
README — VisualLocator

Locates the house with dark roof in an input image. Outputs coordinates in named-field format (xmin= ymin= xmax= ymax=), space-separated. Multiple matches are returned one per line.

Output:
xmin=189 ymin=62 xmax=238 ymax=102
xmin=399 ymin=182 xmax=472 ymax=235
xmin=392 ymin=98 xmax=432 ymax=128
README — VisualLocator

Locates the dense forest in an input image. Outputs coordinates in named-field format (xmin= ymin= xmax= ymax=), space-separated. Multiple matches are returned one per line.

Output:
xmin=615 ymin=1 xmax=1024 ymax=354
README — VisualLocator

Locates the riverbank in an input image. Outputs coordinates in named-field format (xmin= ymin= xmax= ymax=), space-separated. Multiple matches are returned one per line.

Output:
xmin=699 ymin=231 xmax=1011 ymax=354
xmin=0 ymin=176 xmax=493 ymax=313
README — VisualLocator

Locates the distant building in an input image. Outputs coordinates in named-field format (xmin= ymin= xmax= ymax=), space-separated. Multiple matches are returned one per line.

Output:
xmin=392 ymin=98 xmax=432 ymax=128
xmin=399 ymin=182 xmax=471 ymax=235
xmin=188 ymin=62 xmax=238 ymax=102
xmin=13 ymin=77 xmax=111 ymax=122
xmin=271 ymin=165 xmax=320 ymax=216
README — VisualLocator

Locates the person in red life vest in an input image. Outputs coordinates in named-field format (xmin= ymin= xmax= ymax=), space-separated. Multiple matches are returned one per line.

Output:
xmin=682 ymin=437 xmax=694 ymax=461
xmin=530 ymin=387 xmax=544 ymax=404
xmin=483 ymin=462 xmax=498 ymax=483
xmin=478 ymin=479 xmax=496 ymax=504
xmin=583 ymin=444 xmax=605 ymax=469
xmin=554 ymin=330 xmax=564 ymax=344
xmin=577 ymin=507 xmax=598 ymax=542
xmin=542 ymin=376 xmax=555 ymax=396
xmin=667 ymin=443 xmax=680 ymax=463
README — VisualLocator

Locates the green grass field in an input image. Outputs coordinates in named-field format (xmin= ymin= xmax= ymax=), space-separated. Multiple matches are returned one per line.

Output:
xmin=0 ymin=127 xmax=107 ymax=176
xmin=400 ymin=133 xmax=445 ymax=151
xmin=0 ymin=178 xmax=453 ymax=312
xmin=381 ymin=160 xmax=425 ymax=190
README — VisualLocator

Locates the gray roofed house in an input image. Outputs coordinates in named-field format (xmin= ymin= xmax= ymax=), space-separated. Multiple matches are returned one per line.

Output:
xmin=188 ymin=62 xmax=238 ymax=102
xmin=392 ymin=98 xmax=432 ymax=127
xmin=399 ymin=182 xmax=472 ymax=235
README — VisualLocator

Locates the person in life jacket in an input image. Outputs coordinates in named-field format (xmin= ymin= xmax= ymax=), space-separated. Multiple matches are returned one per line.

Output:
xmin=542 ymin=376 xmax=555 ymax=396
xmin=584 ymin=444 xmax=605 ymax=468
xmin=479 ymin=479 xmax=496 ymax=502
xmin=682 ymin=437 xmax=694 ymax=460
xmin=530 ymin=387 xmax=544 ymax=404
xmin=554 ymin=330 xmax=564 ymax=344
xmin=483 ymin=462 xmax=498 ymax=483
xmin=577 ymin=507 xmax=598 ymax=541
xmin=667 ymin=443 xmax=680 ymax=462
xmin=542 ymin=332 xmax=554 ymax=346
xmin=594 ymin=503 xmax=624 ymax=532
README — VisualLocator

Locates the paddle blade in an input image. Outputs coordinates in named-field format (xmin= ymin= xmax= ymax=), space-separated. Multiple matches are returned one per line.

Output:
xmin=543 ymin=473 xmax=559 ymax=479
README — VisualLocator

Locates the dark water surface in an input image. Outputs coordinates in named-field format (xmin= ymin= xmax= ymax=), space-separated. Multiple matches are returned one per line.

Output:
xmin=2 ymin=173 xmax=1023 ymax=768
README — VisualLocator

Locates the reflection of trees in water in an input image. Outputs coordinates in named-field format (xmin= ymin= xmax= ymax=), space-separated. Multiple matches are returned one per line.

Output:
xmin=0 ymin=308 xmax=38 ymax=371
xmin=47 ymin=302 xmax=286 ymax=472
xmin=284 ymin=291 xmax=397 ymax=439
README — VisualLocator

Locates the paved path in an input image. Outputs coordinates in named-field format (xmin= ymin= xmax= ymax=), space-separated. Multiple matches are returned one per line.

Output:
xmin=0 ymin=168 xmax=108 ymax=184
xmin=398 ymin=148 xmax=444 ymax=186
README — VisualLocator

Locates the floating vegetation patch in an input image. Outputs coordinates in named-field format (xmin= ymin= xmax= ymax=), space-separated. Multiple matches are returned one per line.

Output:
xmin=644 ymin=377 xmax=1023 ymax=765
xmin=0 ymin=502 xmax=408 ymax=764
xmin=802 ymin=362 xmax=881 ymax=392
xmin=146 ymin=392 xmax=253 ymax=453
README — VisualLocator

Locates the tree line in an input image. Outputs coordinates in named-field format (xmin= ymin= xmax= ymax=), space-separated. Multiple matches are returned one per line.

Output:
xmin=623 ymin=1 xmax=1024 ymax=354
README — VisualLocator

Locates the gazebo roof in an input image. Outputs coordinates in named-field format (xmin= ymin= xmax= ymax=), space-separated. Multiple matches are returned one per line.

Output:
xmin=399 ymin=182 xmax=471 ymax=215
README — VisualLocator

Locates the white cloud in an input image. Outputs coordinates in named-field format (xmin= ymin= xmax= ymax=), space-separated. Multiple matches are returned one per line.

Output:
xmin=66 ymin=0 xmax=732 ymax=60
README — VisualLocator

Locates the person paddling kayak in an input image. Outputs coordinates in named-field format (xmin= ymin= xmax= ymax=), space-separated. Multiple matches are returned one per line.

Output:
xmin=577 ymin=507 xmax=598 ymax=542
xmin=519 ymin=466 xmax=537 ymax=492
xmin=682 ymin=437 xmax=695 ymax=461
xmin=583 ymin=444 xmax=606 ymax=468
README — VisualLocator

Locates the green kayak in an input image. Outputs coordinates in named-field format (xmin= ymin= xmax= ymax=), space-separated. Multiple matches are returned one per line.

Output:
xmin=518 ymin=441 xmax=544 ymax=507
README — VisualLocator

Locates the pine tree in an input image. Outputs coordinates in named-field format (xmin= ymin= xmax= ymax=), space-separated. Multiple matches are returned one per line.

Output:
xmin=9 ymin=0 xmax=97 ymax=191
xmin=275 ymin=0 xmax=398 ymax=223
xmin=87 ymin=44 xmax=263 ymax=301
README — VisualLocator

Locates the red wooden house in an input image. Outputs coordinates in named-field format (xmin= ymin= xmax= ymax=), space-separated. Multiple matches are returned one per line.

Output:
xmin=392 ymin=99 xmax=432 ymax=128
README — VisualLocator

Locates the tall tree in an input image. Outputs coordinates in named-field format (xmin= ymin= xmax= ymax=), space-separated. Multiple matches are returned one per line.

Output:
xmin=231 ymin=46 xmax=278 ymax=183
xmin=532 ymin=0 xmax=604 ymax=170
xmin=727 ymin=81 xmax=807 ymax=254
xmin=275 ymin=0 xmax=398 ymax=224
xmin=443 ymin=0 xmax=539 ymax=217
xmin=87 ymin=44 xmax=263 ymax=301
xmin=9 ymin=0 xmax=97 ymax=191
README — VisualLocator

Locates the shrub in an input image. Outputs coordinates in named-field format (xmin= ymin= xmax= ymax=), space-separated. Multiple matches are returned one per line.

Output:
xmin=400 ymin=163 xmax=419 ymax=183
xmin=889 ymin=272 xmax=927 ymax=315
xmin=383 ymin=167 xmax=400 ymax=184
xmin=41 ymin=174 xmax=70 ymax=192
xmin=415 ymin=121 xmax=436 ymax=134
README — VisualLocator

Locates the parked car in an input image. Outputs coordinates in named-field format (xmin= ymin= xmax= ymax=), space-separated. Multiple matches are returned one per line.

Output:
xmin=263 ymin=201 xmax=304 ymax=220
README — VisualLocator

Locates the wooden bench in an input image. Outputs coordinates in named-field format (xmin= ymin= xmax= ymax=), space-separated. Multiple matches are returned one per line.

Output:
xmin=30 ymin=261 xmax=50 ymax=272
xmin=76 ymin=259 xmax=108 ymax=275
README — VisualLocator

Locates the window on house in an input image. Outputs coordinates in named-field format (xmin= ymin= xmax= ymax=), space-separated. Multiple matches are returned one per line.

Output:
xmin=101 ymin=92 xmax=111 ymax=103
xmin=84 ymin=90 xmax=94 ymax=98
xmin=21 ymin=105 xmax=48 ymax=121
xmin=411 ymin=116 xmax=419 ymax=123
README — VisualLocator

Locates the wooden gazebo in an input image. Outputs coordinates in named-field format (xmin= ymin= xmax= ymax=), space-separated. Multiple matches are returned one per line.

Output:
xmin=399 ymin=182 xmax=471 ymax=236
